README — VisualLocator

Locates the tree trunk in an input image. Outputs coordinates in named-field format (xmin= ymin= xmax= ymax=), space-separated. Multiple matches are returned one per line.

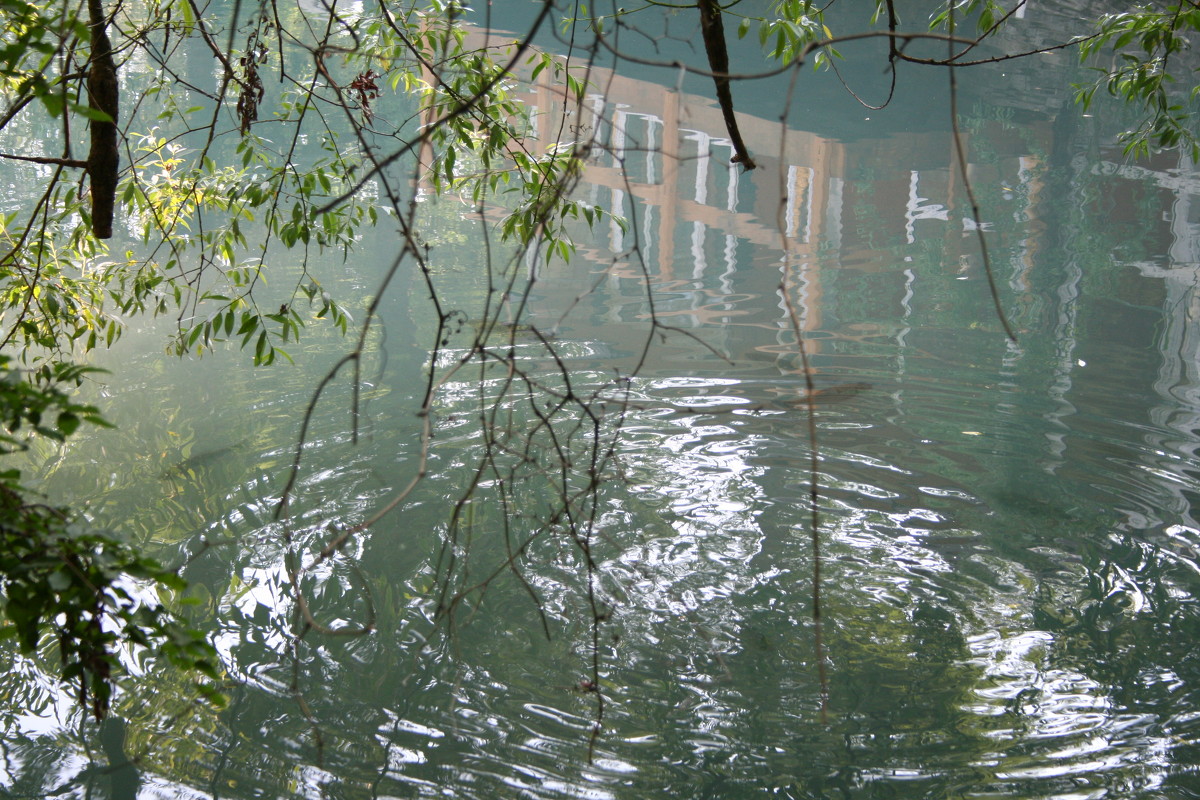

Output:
xmin=698 ymin=0 xmax=756 ymax=170
xmin=86 ymin=0 xmax=119 ymax=239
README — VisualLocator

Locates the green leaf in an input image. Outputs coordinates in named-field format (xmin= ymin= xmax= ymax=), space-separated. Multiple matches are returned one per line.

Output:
xmin=38 ymin=92 xmax=65 ymax=118
xmin=70 ymin=103 xmax=114 ymax=123
xmin=56 ymin=411 xmax=79 ymax=437
xmin=47 ymin=570 xmax=71 ymax=592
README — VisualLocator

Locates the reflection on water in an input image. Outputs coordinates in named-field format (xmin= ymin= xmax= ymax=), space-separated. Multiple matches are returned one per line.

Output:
xmin=6 ymin=7 xmax=1200 ymax=800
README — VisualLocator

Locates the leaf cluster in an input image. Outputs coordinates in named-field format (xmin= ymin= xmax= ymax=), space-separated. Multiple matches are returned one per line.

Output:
xmin=0 ymin=355 xmax=222 ymax=719
xmin=746 ymin=0 xmax=1200 ymax=158
xmin=1078 ymin=5 xmax=1200 ymax=159
xmin=0 ymin=0 xmax=614 ymax=721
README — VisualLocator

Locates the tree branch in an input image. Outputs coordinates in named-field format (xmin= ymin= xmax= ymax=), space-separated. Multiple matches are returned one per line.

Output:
xmin=0 ymin=153 xmax=87 ymax=168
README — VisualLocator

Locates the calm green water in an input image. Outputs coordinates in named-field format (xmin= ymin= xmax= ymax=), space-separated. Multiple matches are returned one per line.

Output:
xmin=5 ymin=4 xmax=1200 ymax=799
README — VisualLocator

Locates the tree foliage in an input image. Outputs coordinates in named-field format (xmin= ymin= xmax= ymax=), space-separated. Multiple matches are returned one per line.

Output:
xmin=1078 ymin=5 xmax=1200 ymax=158
xmin=0 ymin=356 xmax=220 ymax=718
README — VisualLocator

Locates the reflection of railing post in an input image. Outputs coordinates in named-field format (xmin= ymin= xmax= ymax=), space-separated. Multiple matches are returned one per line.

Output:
xmin=944 ymin=134 xmax=967 ymax=269
xmin=1010 ymin=155 xmax=1043 ymax=292
xmin=808 ymin=137 xmax=839 ymax=246
xmin=415 ymin=62 xmax=437 ymax=195
xmin=791 ymin=259 xmax=822 ymax=338
xmin=535 ymin=57 xmax=554 ymax=153
xmin=783 ymin=157 xmax=825 ymax=337
xmin=785 ymin=166 xmax=811 ymax=242
xmin=658 ymin=90 xmax=679 ymax=281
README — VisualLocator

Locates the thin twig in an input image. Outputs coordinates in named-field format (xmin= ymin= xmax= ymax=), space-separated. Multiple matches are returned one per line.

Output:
xmin=946 ymin=8 xmax=1018 ymax=342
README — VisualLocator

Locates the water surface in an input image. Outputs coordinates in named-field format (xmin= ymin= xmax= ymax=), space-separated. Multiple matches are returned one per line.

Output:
xmin=4 ymin=4 xmax=1200 ymax=799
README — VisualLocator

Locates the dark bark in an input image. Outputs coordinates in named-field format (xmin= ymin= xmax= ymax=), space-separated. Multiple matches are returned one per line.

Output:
xmin=698 ymin=0 xmax=756 ymax=170
xmin=86 ymin=0 xmax=119 ymax=239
